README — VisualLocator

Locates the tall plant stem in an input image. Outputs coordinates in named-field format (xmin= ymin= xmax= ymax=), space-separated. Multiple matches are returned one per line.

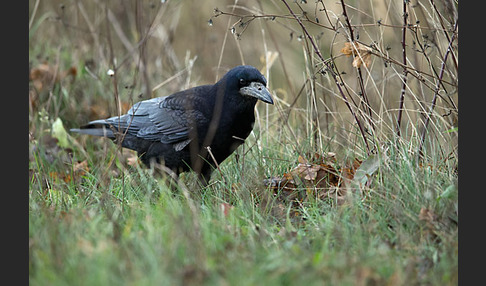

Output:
xmin=418 ymin=20 xmax=458 ymax=158
xmin=340 ymin=0 xmax=374 ymax=131
xmin=281 ymin=0 xmax=370 ymax=154
xmin=396 ymin=1 xmax=408 ymax=137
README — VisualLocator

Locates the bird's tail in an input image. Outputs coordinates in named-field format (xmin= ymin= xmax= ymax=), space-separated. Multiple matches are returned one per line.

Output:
xmin=70 ymin=119 xmax=115 ymax=138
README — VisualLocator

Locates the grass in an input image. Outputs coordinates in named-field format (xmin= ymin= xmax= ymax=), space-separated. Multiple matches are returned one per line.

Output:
xmin=29 ymin=133 xmax=458 ymax=285
xmin=29 ymin=0 xmax=457 ymax=285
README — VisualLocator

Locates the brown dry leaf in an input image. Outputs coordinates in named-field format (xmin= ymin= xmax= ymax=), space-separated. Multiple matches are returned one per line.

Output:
xmin=418 ymin=207 xmax=438 ymax=224
xmin=342 ymin=158 xmax=363 ymax=181
xmin=48 ymin=160 xmax=89 ymax=183
xmin=291 ymin=163 xmax=321 ymax=181
xmin=30 ymin=63 xmax=57 ymax=91
xmin=341 ymin=41 xmax=373 ymax=68
xmin=297 ymin=155 xmax=307 ymax=164
xmin=49 ymin=171 xmax=61 ymax=181
xmin=29 ymin=62 xmax=77 ymax=91
xmin=49 ymin=171 xmax=72 ymax=183
xmin=418 ymin=207 xmax=440 ymax=240
xmin=72 ymin=160 xmax=89 ymax=180
xmin=340 ymin=42 xmax=354 ymax=56
xmin=73 ymin=160 xmax=89 ymax=173
xmin=62 ymin=174 xmax=73 ymax=183
xmin=264 ymin=153 xmax=364 ymax=209
xmin=352 ymin=54 xmax=371 ymax=69
xmin=322 ymin=151 xmax=336 ymax=162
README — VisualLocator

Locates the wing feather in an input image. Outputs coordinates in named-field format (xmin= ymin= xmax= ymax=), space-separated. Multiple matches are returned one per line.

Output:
xmin=93 ymin=88 xmax=210 ymax=146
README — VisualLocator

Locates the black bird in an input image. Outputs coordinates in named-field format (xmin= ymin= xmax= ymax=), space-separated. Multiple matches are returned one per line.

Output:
xmin=71 ymin=65 xmax=274 ymax=185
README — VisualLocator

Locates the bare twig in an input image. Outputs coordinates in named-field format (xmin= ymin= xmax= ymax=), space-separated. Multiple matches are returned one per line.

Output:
xmin=396 ymin=1 xmax=408 ymax=137
xmin=407 ymin=24 xmax=458 ymax=112
xmin=429 ymin=0 xmax=458 ymax=73
xmin=280 ymin=0 xmax=371 ymax=154
xmin=315 ymin=0 xmax=336 ymax=30
xmin=339 ymin=0 xmax=375 ymax=132
xmin=418 ymin=20 xmax=458 ymax=158
xmin=368 ymin=48 xmax=456 ymax=89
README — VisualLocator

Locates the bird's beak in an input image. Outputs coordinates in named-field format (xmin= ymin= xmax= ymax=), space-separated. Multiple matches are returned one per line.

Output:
xmin=240 ymin=82 xmax=274 ymax=104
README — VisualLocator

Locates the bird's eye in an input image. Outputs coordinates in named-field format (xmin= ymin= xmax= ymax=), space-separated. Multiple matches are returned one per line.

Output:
xmin=239 ymin=78 xmax=247 ymax=86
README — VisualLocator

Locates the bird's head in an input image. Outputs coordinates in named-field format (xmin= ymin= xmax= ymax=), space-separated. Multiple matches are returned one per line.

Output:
xmin=220 ymin=65 xmax=274 ymax=105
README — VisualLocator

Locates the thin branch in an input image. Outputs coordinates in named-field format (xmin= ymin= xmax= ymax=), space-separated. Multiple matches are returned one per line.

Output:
xmin=213 ymin=6 xmax=457 ymax=90
xmin=418 ymin=20 xmax=458 ymax=157
xmin=280 ymin=0 xmax=370 ymax=154
xmin=368 ymin=48 xmax=456 ymax=89
xmin=429 ymin=0 xmax=458 ymax=73
xmin=396 ymin=1 xmax=408 ymax=137
xmin=408 ymin=23 xmax=458 ymax=112
xmin=339 ymin=0 xmax=374 ymax=132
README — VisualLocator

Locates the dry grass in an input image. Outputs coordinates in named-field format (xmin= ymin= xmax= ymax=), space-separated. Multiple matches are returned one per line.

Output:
xmin=30 ymin=0 xmax=457 ymax=154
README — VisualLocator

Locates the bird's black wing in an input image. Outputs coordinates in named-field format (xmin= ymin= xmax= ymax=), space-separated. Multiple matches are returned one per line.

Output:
xmin=75 ymin=86 xmax=211 ymax=150
xmin=135 ymin=90 xmax=209 ymax=144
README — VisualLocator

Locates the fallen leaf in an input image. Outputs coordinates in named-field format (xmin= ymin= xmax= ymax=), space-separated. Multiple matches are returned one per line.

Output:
xmin=29 ymin=63 xmax=57 ymax=91
xmin=51 ymin=117 xmax=70 ymax=148
xmin=418 ymin=207 xmax=438 ymax=224
xmin=264 ymin=153 xmax=363 ymax=207
xmin=341 ymin=41 xmax=373 ymax=68
xmin=48 ymin=160 xmax=89 ymax=183
xmin=72 ymin=160 xmax=89 ymax=177
xmin=292 ymin=163 xmax=322 ymax=181
xmin=29 ymin=62 xmax=77 ymax=91
xmin=297 ymin=155 xmax=307 ymax=164
xmin=418 ymin=207 xmax=440 ymax=241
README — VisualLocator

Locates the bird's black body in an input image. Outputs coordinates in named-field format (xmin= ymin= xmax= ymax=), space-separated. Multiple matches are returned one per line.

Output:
xmin=71 ymin=65 xmax=273 ymax=184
